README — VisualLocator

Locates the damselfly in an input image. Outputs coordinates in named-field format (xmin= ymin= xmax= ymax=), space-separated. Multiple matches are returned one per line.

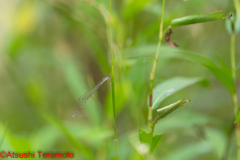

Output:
xmin=72 ymin=74 xmax=111 ymax=118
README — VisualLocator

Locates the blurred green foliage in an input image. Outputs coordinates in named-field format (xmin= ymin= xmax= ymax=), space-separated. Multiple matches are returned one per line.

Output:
xmin=0 ymin=0 xmax=239 ymax=159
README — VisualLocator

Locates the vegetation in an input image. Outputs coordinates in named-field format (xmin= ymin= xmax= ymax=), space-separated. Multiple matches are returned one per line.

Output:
xmin=0 ymin=0 xmax=240 ymax=160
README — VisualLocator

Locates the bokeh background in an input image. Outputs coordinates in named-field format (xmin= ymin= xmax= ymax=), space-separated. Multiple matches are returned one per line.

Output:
xmin=0 ymin=0 xmax=239 ymax=159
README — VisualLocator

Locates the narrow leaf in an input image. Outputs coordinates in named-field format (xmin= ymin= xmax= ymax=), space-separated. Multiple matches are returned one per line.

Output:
xmin=171 ymin=12 xmax=224 ymax=27
xmin=149 ymin=77 xmax=202 ymax=109
xmin=177 ymin=51 xmax=235 ymax=94
xmin=124 ymin=44 xmax=235 ymax=95
xmin=123 ymin=44 xmax=173 ymax=59
xmin=155 ymin=99 xmax=191 ymax=121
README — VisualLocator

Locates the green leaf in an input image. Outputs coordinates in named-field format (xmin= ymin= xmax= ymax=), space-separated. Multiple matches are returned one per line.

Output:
xmin=171 ymin=12 xmax=224 ymax=27
xmin=123 ymin=0 xmax=152 ymax=19
xmin=31 ymin=125 xmax=62 ymax=151
xmin=155 ymin=99 xmax=191 ymax=121
xmin=149 ymin=77 xmax=202 ymax=109
xmin=162 ymin=140 xmax=211 ymax=160
xmin=236 ymin=14 xmax=240 ymax=34
xmin=139 ymin=128 xmax=151 ymax=144
xmin=225 ymin=13 xmax=234 ymax=35
xmin=123 ymin=44 xmax=175 ymax=59
xmin=154 ymin=110 xmax=211 ymax=134
xmin=205 ymin=127 xmax=226 ymax=159
xmin=139 ymin=129 xmax=162 ymax=153
xmin=176 ymin=50 xmax=235 ymax=94
xmin=41 ymin=112 xmax=94 ymax=160
xmin=124 ymin=44 xmax=235 ymax=95
xmin=144 ymin=2 xmax=161 ymax=17
xmin=105 ymin=81 xmax=129 ymax=120
xmin=235 ymin=111 xmax=240 ymax=123
xmin=55 ymin=48 xmax=102 ymax=125
xmin=225 ymin=12 xmax=240 ymax=35
xmin=150 ymin=134 xmax=162 ymax=152
xmin=0 ymin=122 xmax=31 ymax=152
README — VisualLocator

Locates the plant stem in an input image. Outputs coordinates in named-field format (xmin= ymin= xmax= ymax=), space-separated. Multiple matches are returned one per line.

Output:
xmin=109 ymin=0 xmax=117 ymax=159
xmin=148 ymin=0 xmax=165 ymax=132
xmin=231 ymin=33 xmax=236 ymax=82
xmin=233 ymin=0 xmax=240 ymax=20
xmin=231 ymin=31 xmax=240 ymax=160
xmin=112 ymin=66 xmax=117 ymax=159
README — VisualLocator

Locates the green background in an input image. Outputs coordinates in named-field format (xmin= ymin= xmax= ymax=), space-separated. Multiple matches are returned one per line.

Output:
xmin=0 ymin=0 xmax=239 ymax=159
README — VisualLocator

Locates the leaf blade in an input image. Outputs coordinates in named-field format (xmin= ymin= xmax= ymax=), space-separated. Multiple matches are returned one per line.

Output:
xmin=150 ymin=134 xmax=162 ymax=153
xmin=171 ymin=12 xmax=224 ymax=27
xmin=139 ymin=129 xmax=162 ymax=153
xmin=150 ymin=77 xmax=202 ymax=109
xmin=176 ymin=50 xmax=235 ymax=94
xmin=139 ymin=128 xmax=151 ymax=144
xmin=156 ymin=99 xmax=191 ymax=121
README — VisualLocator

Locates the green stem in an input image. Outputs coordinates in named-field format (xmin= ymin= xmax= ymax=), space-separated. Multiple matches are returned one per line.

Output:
xmin=231 ymin=33 xmax=236 ymax=82
xmin=233 ymin=0 xmax=240 ymax=20
xmin=148 ymin=0 xmax=165 ymax=132
xmin=111 ymin=66 xmax=117 ymax=159
xmin=109 ymin=0 xmax=117 ymax=159
xmin=150 ymin=121 xmax=156 ymax=145
xmin=231 ymin=31 xmax=240 ymax=160
xmin=148 ymin=105 xmax=153 ymax=132
xmin=109 ymin=0 xmax=113 ymax=65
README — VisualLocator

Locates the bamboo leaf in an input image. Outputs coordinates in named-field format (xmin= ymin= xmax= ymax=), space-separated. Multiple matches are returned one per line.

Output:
xmin=155 ymin=99 xmax=191 ymax=121
xmin=176 ymin=51 xmax=235 ymax=94
xmin=171 ymin=12 xmax=224 ymax=27
xmin=149 ymin=77 xmax=202 ymax=110
xmin=124 ymin=44 xmax=235 ymax=95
